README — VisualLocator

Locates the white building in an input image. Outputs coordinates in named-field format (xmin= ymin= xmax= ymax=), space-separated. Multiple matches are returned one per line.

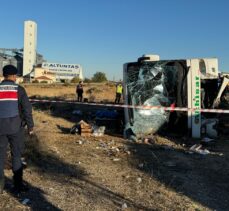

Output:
xmin=33 ymin=67 xmax=56 ymax=83
xmin=42 ymin=62 xmax=83 ymax=81
xmin=23 ymin=20 xmax=37 ymax=76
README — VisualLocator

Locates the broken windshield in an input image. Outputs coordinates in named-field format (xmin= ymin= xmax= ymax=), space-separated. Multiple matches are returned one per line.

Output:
xmin=124 ymin=60 xmax=187 ymax=136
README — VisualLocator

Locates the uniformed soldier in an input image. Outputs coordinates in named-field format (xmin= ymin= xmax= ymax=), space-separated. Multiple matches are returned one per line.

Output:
xmin=76 ymin=81 xmax=84 ymax=102
xmin=0 ymin=65 xmax=34 ymax=194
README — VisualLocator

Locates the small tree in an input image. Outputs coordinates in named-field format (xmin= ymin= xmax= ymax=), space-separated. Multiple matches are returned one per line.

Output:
xmin=91 ymin=72 xmax=107 ymax=82
xmin=84 ymin=77 xmax=91 ymax=83
xmin=71 ymin=76 xmax=81 ymax=83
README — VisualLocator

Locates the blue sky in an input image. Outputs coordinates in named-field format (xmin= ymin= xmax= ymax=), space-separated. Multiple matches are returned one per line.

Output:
xmin=0 ymin=0 xmax=228 ymax=80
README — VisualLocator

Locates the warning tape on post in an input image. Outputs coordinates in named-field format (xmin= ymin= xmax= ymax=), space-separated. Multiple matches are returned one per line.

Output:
xmin=29 ymin=99 xmax=229 ymax=114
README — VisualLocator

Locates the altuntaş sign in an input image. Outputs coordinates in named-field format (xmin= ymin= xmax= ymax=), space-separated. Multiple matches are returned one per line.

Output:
xmin=42 ymin=62 xmax=83 ymax=80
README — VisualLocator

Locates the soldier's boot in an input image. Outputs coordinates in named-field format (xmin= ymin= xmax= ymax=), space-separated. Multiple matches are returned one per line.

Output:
xmin=0 ymin=176 xmax=5 ymax=194
xmin=13 ymin=167 xmax=29 ymax=193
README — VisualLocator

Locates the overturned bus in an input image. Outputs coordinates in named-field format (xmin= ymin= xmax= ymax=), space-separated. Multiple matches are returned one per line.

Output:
xmin=123 ymin=55 xmax=228 ymax=139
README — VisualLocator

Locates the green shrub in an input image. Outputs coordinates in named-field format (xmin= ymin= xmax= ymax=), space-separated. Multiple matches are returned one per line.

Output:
xmin=84 ymin=77 xmax=91 ymax=83
xmin=91 ymin=72 xmax=107 ymax=82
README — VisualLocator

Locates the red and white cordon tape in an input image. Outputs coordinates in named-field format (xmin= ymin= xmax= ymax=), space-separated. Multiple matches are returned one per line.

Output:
xmin=29 ymin=99 xmax=229 ymax=114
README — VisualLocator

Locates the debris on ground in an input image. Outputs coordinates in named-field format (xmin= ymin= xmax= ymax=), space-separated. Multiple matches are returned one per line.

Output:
xmin=70 ymin=120 xmax=93 ymax=136
xmin=121 ymin=203 xmax=128 ymax=209
xmin=21 ymin=198 xmax=30 ymax=205
xmin=92 ymin=125 xmax=106 ymax=136
xmin=137 ymin=177 xmax=142 ymax=183
xmin=113 ymin=158 xmax=120 ymax=162
xmin=189 ymin=144 xmax=210 ymax=155
xmin=138 ymin=163 xmax=144 ymax=168
xmin=79 ymin=120 xmax=92 ymax=137
xmin=200 ymin=137 xmax=216 ymax=147
xmin=201 ymin=137 xmax=214 ymax=143
xmin=70 ymin=124 xmax=80 ymax=134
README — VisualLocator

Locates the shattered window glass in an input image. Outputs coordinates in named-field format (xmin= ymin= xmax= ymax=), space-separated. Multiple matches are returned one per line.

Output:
xmin=125 ymin=61 xmax=183 ymax=136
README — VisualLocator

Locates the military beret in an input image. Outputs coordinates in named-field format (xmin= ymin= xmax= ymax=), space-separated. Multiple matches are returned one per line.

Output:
xmin=3 ymin=65 xmax=18 ymax=76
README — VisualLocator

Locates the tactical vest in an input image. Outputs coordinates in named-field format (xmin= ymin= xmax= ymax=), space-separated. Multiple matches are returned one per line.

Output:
xmin=0 ymin=81 xmax=19 ymax=118
xmin=116 ymin=85 xmax=123 ymax=94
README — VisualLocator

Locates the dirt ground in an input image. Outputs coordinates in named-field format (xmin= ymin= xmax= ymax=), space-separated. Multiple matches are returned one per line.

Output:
xmin=1 ymin=83 xmax=229 ymax=211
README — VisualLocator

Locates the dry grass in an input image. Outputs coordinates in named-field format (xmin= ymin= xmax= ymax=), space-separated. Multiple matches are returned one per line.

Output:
xmin=24 ymin=83 xmax=117 ymax=102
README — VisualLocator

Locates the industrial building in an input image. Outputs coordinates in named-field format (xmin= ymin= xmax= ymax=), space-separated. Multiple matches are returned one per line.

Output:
xmin=1 ymin=20 xmax=83 ymax=82
xmin=0 ymin=48 xmax=23 ymax=76
xmin=33 ymin=67 xmax=56 ymax=83
xmin=0 ymin=20 xmax=42 ymax=78
xmin=0 ymin=48 xmax=44 ymax=77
